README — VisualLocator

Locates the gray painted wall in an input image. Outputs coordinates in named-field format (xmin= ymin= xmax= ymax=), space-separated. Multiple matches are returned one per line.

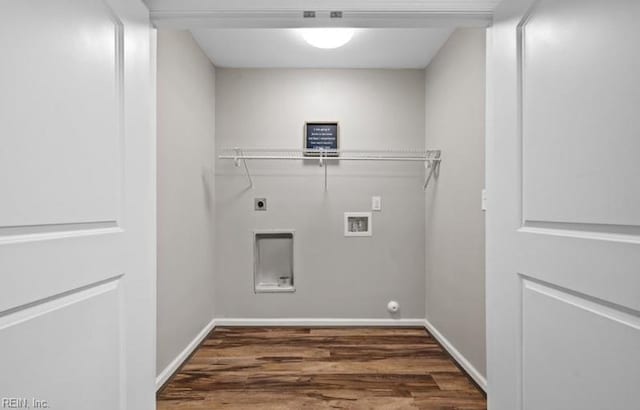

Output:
xmin=214 ymin=69 xmax=426 ymax=319
xmin=424 ymin=29 xmax=487 ymax=376
xmin=156 ymin=30 xmax=216 ymax=375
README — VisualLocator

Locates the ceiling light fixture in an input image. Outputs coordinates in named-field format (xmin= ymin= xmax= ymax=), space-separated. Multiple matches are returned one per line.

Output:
xmin=299 ymin=28 xmax=355 ymax=49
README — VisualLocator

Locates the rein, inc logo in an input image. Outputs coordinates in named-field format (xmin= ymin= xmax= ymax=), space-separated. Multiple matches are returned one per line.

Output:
xmin=1 ymin=398 xmax=49 ymax=408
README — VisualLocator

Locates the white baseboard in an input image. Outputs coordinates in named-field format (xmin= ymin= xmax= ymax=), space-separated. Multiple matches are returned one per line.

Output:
xmin=214 ymin=318 xmax=426 ymax=327
xmin=423 ymin=318 xmax=487 ymax=392
xmin=155 ymin=318 xmax=216 ymax=391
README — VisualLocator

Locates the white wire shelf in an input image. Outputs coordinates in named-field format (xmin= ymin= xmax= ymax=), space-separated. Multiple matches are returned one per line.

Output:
xmin=218 ymin=148 xmax=441 ymax=190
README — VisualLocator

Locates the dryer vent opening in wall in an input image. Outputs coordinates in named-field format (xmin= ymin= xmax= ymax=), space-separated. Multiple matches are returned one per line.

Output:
xmin=254 ymin=231 xmax=295 ymax=293
xmin=344 ymin=212 xmax=372 ymax=237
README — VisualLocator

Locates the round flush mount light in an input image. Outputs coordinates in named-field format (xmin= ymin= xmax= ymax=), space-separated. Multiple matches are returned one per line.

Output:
xmin=299 ymin=28 xmax=355 ymax=49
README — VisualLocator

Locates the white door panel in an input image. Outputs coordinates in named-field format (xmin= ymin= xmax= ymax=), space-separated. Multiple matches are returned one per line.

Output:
xmin=487 ymin=0 xmax=640 ymax=409
xmin=0 ymin=0 xmax=123 ymax=227
xmin=0 ymin=1 xmax=155 ymax=409
xmin=0 ymin=231 xmax=121 ymax=312
xmin=0 ymin=279 xmax=123 ymax=409
xmin=522 ymin=279 xmax=640 ymax=410
xmin=521 ymin=0 xmax=640 ymax=226
xmin=518 ymin=232 xmax=640 ymax=311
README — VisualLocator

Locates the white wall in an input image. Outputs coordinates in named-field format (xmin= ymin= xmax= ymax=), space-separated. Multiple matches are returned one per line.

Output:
xmin=424 ymin=29 xmax=487 ymax=377
xmin=214 ymin=69 xmax=426 ymax=320
xmin=156 ymin=30 xmax=216 ymax=376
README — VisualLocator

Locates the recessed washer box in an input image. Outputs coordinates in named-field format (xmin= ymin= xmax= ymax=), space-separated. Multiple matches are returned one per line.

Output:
xmin=253 ymin=230 xmax=295 ymax=293
xmin=344 ymin=212 xmax=372 ymax=236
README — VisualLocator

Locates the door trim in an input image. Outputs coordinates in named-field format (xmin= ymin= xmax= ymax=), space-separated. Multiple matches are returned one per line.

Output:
xmin=147 ymin=0 xmax=497 ymax=28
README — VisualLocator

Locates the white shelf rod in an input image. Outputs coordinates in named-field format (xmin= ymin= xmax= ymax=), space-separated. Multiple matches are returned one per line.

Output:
xmin=219 ymin=148 xmax=441 ymax=190
xmin=221 ymin=155 xmax=432 ymax=162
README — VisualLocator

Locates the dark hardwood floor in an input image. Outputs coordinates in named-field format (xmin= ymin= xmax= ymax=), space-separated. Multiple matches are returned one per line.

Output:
xmin=157 ymin=327 xmax=486 ymax=409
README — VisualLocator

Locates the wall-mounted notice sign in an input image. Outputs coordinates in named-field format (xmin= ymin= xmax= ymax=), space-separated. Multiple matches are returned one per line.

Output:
xmin=304 ymin=122 xmax=339 ymax=156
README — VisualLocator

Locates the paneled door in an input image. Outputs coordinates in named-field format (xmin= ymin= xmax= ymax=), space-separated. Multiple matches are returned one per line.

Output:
xmin=0 ymin=1 xmax=155 ymax=409
xmin=487 ymin=0 xmax=640 ymax=409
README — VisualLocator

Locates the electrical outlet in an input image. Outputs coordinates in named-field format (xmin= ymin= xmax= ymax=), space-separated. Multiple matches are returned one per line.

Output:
xmin=372 ymin=196 xmax=382 ymax=211
xmin=481 ymin=189 xmax=487 ymax=211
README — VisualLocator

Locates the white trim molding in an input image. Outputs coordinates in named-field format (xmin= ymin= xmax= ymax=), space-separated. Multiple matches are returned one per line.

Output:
xmin=145 ymin=0 xmax=500 ymax=12
xmin=146 ymin=0 xmax=497 ymax=28
xmin=424 ymin=318 xmax=487 ymax=391
xmin=214 ymin=318 xmax=426 ymax=327
xmin=155 ymin=318 xmax=216 ymax=391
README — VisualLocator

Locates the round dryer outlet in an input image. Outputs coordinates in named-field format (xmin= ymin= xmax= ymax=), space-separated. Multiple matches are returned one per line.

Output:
xmin=254 ymin=198 xmax=267 ymax=211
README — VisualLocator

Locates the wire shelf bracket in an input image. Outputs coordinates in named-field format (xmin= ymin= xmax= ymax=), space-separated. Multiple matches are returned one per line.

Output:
xmin=232 ymin=148 xmax=253 ymax=188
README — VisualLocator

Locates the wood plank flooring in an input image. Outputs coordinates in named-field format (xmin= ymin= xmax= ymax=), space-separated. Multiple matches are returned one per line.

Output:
xmin=157 ymin=327 xmax=486 ymax=409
